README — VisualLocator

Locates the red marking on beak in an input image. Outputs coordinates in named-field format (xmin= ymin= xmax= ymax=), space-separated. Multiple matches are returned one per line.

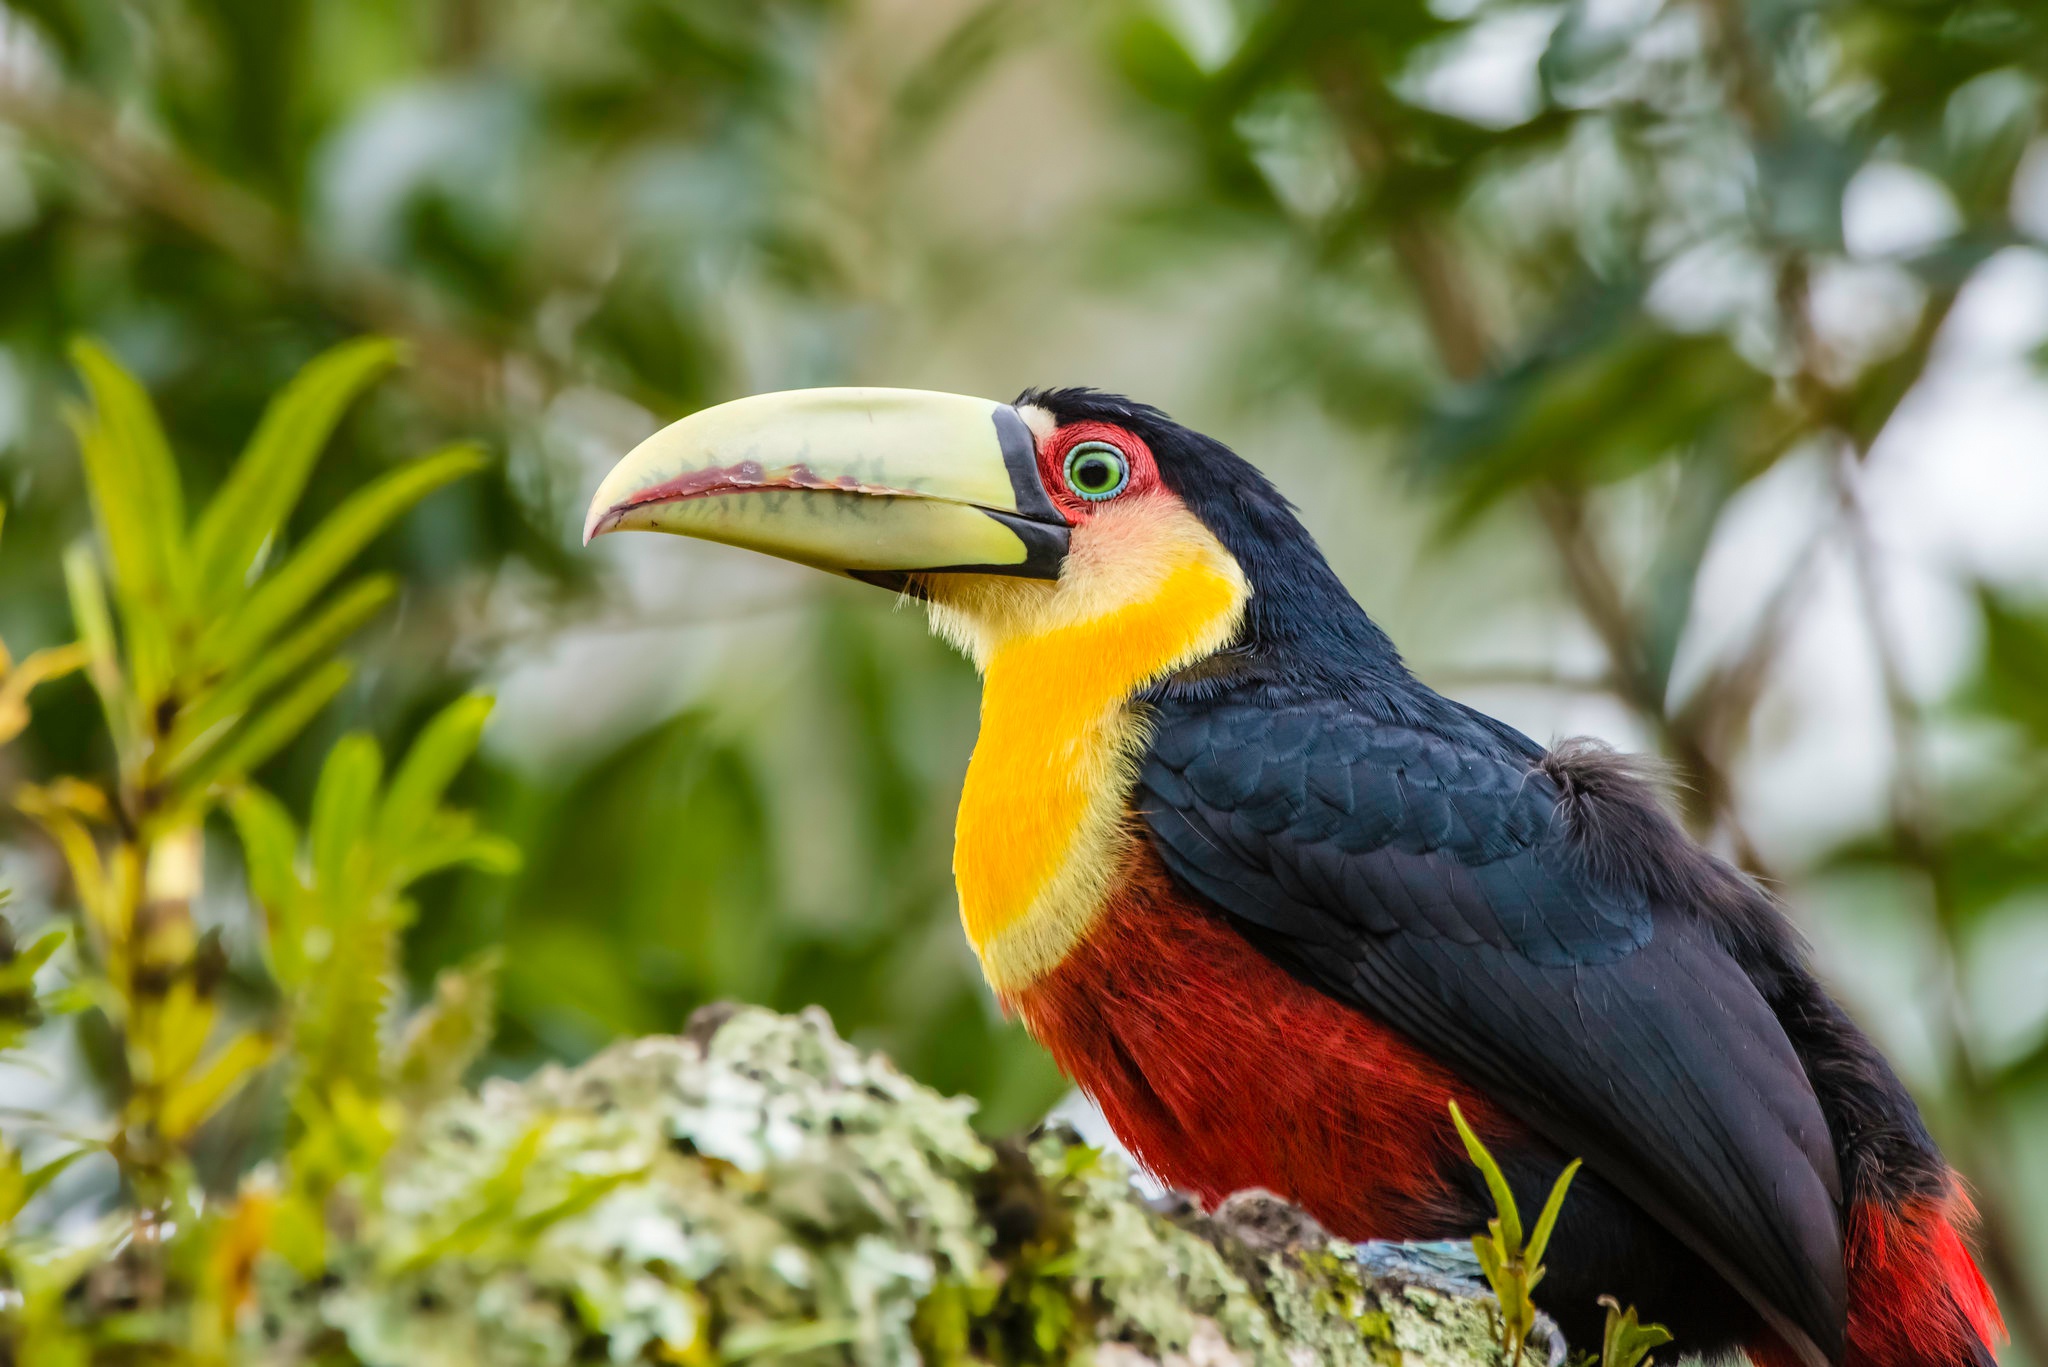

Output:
xmin=584 ymin=460 xmax=922 ymax=544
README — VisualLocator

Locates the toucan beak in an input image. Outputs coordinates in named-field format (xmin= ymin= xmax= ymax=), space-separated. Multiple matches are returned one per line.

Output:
xmin=584 ymin=387 xmax=1068 ymax=587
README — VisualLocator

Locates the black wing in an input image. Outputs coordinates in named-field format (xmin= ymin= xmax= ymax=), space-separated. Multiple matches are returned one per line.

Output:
xmin=1136 ymin=698 xmax=1846 ymax=1366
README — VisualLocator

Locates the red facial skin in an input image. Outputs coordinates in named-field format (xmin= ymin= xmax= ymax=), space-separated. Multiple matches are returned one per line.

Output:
xmin=1036 ymin=421 xmax=1162 ymax=523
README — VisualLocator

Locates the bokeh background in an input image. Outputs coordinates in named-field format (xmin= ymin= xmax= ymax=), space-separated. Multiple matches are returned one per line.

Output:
xmin=1 ymin=0 xmax=2046 ymax=1354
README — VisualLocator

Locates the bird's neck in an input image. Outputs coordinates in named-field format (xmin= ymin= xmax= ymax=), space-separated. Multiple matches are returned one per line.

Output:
xmin=952 ymin=541 xmax=1247 ymax=994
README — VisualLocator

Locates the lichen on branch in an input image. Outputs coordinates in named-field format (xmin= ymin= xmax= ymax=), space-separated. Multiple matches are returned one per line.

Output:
xmin=224 ymin=1005 xmax=1526 ymax=1367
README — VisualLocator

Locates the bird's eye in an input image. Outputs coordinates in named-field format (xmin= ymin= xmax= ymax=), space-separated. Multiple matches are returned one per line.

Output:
xmin=1062 ymin=442 xmax=1130 ymax=501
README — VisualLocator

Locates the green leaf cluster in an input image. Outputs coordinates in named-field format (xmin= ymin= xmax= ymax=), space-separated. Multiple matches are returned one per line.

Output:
xmin=1450 ymin=1101 xmax=1580 ymax=1365
xmin=0 ymin=341 xmax=517 ymax=1360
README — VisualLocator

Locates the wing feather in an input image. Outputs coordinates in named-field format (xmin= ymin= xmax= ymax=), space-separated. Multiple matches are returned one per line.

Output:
xmin=1136 ymin=699 xmax=1847 ymax=1363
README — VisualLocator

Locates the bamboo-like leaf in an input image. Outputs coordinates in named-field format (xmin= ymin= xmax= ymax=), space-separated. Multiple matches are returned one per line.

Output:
xmin=12 ymin=787 xmax=112 ymax=955
xmin=159 ymin=1031 xmax=275 ymax=1140
xmin=0 ymin=643 xmax=90 ymax=746
xmin=66 ymin=339 xmax=186 ymax=611
xmin=185 ymin=659 xmax=353 ymax=794
xmin=1471 ymin=1236 xmax=1503 ymax=1282
xmin=394 ymin=830 xmax=522 ymax=887
xmin=377 ymin=694 xmax=494 ymax=855
xmin=0 ymin=925 xmax=66 ymax=992
xmin=20 ymin=1149 xmax=84 ymax=1207
xmin=198 ymin=444 xmax=487 ymax=672
xmin=226 ymin=786 xmax=302 ymax=909
xmin=191 ymin=338 xmax=405 ymax=616
xmin=1599 ymin=1296 xmax=1674 ymax=1367
xmin=63 ymin=542 xmax=140 ymax=764
xmin=226 ymin=786 xmax=308 ymax=986
xmin=0 ymin=1144 xmax=86 ymax=1224
xmin=394 ymin=948 xmax=502 ymax=1112
xmin=162 ymin=575 xmax=396 ymax=770
xmin=311 ymin=734 xmax=384 ymax=899
xmin=1524 ymin=1157 xmax=1580 ymax=1269
xmin=1450 ymin=1100 xmax=1523 ymax=1252
xmin=146 ymin=976 xmax=219 ymax=1089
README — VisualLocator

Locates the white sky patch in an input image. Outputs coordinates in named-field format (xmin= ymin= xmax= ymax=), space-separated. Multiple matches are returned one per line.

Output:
xmin=1864 ymin=249 xmax=2048 ymax=588
xmin=1403 ymin=7 xmax=1563 ymax=131
xmin=1665 ymin=447 xmax=1836 ymax=712
xmin=1149 ymin=0 xmax=1238 ymax=71
xmin=1672 ymin=245 xmax=2048 ymax=868
xmin=1804 ymin=258 xmax=1927 ymax=380
xmin=1962 ymin=894 xmax=2048 ymax=1069
xmin=1842 ymin=162 xmax=1962 ymax=260
xmin=2012 ymin=137 xmax=2048 ymax=242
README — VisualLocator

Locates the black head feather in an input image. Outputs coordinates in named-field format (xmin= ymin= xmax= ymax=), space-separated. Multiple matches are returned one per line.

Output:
xmin=1015 ymin=388 xmax=1540 ymax=751
xmin=1015 ymin=388 xmax=1404 ymax=680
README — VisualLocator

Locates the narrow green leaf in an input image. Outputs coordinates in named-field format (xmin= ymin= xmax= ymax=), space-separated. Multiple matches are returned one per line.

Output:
xmin=1450 ymin=1100 xmax=1523 ymax=1252
xmin=1600 ymin=1297 xmax=1674 ymax=1367
xmin=162 ymin=575 xmax=397 ymax=771
xmin=394 ymin=948 xmax=503 ymax=1112
xmin=1525 ymin=1158 xmax=1581 ymax=1268
xmin=187 ymin=659 xmax=352 ymax=794
xmin=199 ymin=444 xmax=486 ymax=671
xmin=227 ymin=786 xmax=302 ymax=908
xmin=311 ymin=734 xmax=384 ymax=898
xmin=21 ymin=1149 xmax=85 ymax=1205
xmin=394 ymin=830 xmax=522 ymax=887
xmin=159 ymin=1031 xmax=275 ymax=1140
xmin=377 ymin=694 xmax=494 ymax=855
xmin=192 ymin=337 xmax=405 ymax=615
xmin=1471 ymin=1236 xmax=1503 ymax=1282
xmin=227 ymin=786 xmax=307 ymax=986
xmin=0 ymin=1146 xmax=84 ymax=1223
xmin=66 ymin=339 xmax=186 ymax=611
xmin=0 ymin=926 xmax=66 ymax=992
xmin=62 ymin=541 xmax=139 ymax=763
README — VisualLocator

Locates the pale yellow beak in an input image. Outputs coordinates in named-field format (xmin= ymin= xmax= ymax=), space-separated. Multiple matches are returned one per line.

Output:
xmin=584 ymin=387 xmax=1067 ymax=586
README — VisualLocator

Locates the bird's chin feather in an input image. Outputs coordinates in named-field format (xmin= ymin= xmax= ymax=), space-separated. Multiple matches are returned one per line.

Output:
xmin=918 ymin=493 xmax=1246 ymax=673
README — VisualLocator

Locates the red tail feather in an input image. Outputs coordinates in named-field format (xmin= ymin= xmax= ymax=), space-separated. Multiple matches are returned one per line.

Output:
xmin=1751 ymin=1191 xmax=2001 ymax=1367
xmin=1828 ymin=1190 xmax=2003 ymax=1367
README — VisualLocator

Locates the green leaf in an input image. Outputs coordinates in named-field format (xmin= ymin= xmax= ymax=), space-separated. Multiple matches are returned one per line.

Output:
xmin=199 ymin=443 xmax=488 ymax=672
xmin=0 ymin=1145 xmax=85 ymax=1224
xmin=162 ymin=575 xmax=397 ymax=771
xmin=1599 ymin=1296 xmax=1674 ymax=1367
xmin=377 ymin=694 xmax=494 ymax=855
xmin=159 ymin=1031 xmax=275 ymax=1140
xmin=191 ymin=337 xmax=405 ymax=616
xmin=227 ymin=785 xmax=312 ymax=986
xmin=394 ymin=828 xmax=522 ymax=886
xmin=311 ymin=733 xmax=384 ymax=899
xmin=227 ymin=786 xmax=302 ymax=909
xmin=1450 ymin=1100 xmax=1523 ymax=1252
xmin=1524 ymin=1157 xmax=1581 ymax=1268
xmin=0 ymin=925 xmax=66 ymax=992
xmin=394 ymin=948 xmax=503 ymax=1112
xmin=66 ymin=338 xmax=187 ymax=613
xmin=62 ymin=540 xmax=139 ymax=762
xmin=186 ymin=659 xmax=353 ymax=793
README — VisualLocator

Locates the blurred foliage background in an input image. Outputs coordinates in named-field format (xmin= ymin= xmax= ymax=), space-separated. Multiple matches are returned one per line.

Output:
xmin=0 ymin=0 xmax=2046 ymax=1357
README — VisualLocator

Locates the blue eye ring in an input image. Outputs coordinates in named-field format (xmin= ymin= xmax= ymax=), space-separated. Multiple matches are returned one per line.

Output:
xmin=1062 ymin=441 xmax=1130 ymax=501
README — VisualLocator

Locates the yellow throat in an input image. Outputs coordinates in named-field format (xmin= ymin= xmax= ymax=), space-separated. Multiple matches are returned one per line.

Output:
xmin=933 ymin=503 xmax=1249 ymax=994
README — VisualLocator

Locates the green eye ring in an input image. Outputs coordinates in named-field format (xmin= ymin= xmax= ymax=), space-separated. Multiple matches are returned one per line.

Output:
xmin=1063 ymin=441 xmax=1130 ymax=501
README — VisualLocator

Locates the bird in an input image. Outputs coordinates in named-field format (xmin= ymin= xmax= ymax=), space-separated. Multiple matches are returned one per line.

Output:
xmin=585 ymin=386 xmax=2004 ymax=1367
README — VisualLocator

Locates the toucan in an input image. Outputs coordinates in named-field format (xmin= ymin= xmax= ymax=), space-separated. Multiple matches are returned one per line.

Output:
xmin=585 ymin=387 xmax=2003 ymax=1367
